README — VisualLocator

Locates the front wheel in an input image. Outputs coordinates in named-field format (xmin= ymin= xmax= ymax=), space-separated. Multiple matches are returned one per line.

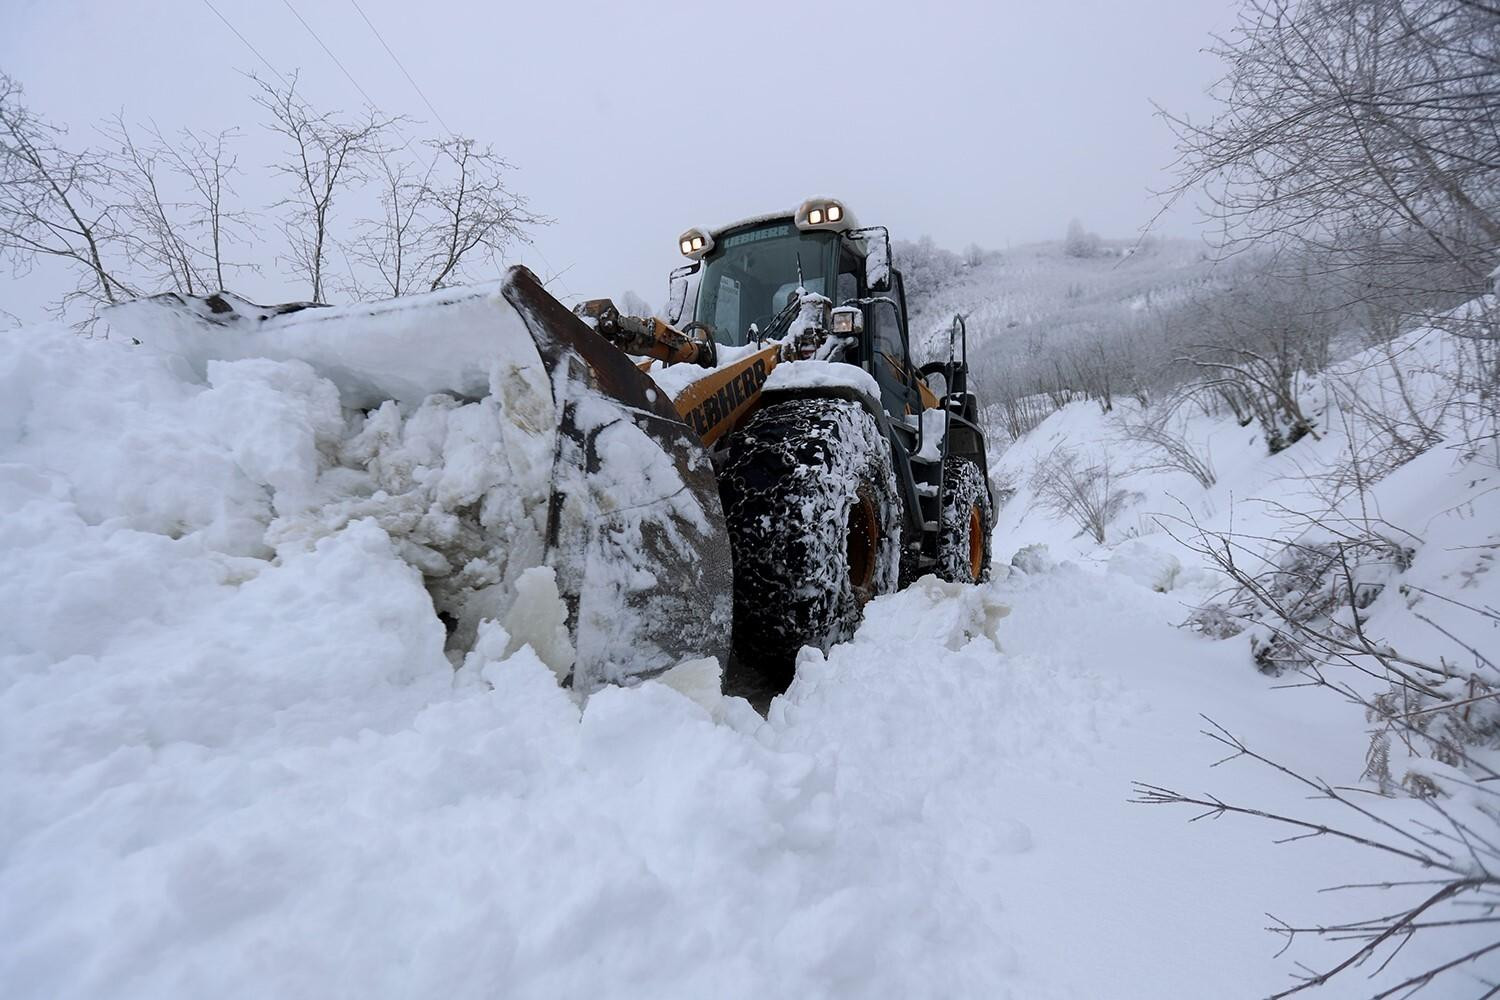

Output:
xmin=719 ymin=398 xmax=902 ymax=679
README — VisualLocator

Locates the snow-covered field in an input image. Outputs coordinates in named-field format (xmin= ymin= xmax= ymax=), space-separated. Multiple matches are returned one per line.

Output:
xmin=3 ymin=306 xmax=1497 ymax=997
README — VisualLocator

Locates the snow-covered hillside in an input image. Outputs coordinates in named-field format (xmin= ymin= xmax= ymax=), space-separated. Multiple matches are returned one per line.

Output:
xmin=2 ymin=301 xmax=1497 ymax=997
xmin=904 ymin=237 xmax=1216 ymax=365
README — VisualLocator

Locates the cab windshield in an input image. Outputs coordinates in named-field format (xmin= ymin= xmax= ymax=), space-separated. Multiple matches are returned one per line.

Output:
xmin=695 ymin=224 xmax=836 ymax=346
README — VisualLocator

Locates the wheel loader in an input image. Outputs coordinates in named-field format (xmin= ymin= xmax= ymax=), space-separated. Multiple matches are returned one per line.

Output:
xmin=113 ymin=197 xmax=992 ymax=695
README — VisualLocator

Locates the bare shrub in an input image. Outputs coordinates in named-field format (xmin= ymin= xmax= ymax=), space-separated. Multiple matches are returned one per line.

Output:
xmin=1030 ymin=446 xmax=1138 ymax=543
xmin=1135 ymin=719 xmax=1499 ymax=999
xmin=1152 ymin=509 xmax=1499 ymax=998
xmin=1179 ymin=527 xmax=1413 ymax=675
xmin=999 ymin=391 xmax=1055 ymax=443
xmin=1176 ymin=279 xmax=1326 ymax=454
xmin=1063 ymin=218 xmax=1100 ymax=259
xmin=1117 ymin=405 xmax=1217 ymax=488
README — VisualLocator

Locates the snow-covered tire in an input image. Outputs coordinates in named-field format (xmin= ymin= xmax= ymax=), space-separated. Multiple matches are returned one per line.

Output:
xmin=719 ymin=397 xmax=901 ymax=674
xmin=936 ymin=457 xmax=992 ymax=584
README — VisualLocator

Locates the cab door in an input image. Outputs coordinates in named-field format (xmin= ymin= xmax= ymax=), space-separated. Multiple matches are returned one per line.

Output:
xmin=866 ymin=272 xmax=918 ymax=417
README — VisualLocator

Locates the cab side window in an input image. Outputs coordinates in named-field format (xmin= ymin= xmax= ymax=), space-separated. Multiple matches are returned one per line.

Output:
xmin=869 ymin=275 xmax=912 ymax=415
xmin=836 ymin=269 xmax=858 ymax=306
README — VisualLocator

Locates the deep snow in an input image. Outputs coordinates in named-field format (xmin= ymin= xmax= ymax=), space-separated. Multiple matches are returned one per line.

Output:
xmin=2 ymin=309 xmax=1497 ymax=997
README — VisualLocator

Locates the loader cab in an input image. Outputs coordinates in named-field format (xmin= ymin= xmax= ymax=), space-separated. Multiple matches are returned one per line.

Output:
xmin=693 ymin=221 xmax=840 ymax=348
xmin=677 ymin=202 xmax=917 ymax=419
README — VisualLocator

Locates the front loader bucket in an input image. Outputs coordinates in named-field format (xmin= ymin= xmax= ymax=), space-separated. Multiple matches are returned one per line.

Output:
xmin=105 ymin=269 xmax=733 ymax=693
xmin=501 ymin=267 xmax=733 ymax=691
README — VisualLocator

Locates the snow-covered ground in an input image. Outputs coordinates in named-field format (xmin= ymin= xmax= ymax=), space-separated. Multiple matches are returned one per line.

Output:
xmin=3 ymin=306 xmax=1496 ymax=997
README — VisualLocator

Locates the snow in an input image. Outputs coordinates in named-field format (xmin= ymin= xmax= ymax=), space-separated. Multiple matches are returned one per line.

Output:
xmin=914 ymin=406 xmax=947 ymax=460
xmin=105 ymin=283 xmax=536 ymax=409
xmin=1108 ymin=539 xmax=1182 ymax=592
xmin=761 ymin=358 xmax=882 ymax=404
xmin=644 ymin=340 xmax=767 ymax=402
xmin=3 ymin=297 xmax=1497 ymax=997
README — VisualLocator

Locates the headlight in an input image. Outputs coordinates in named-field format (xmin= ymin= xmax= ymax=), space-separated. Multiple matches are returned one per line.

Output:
xmin=677 ymin=228 xmax=714 ymax=260
xmin=795 ymin=198 xmax=854 ymax=231
xmin=831 ymin=306 xmax=863 ymax=335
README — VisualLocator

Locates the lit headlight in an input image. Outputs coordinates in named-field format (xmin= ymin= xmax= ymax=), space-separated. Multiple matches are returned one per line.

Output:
xmin=677 ymin=227 xmax=714 ymax=260
xmin=831 ymin=306 xmax=863 ymax=335
xmin=795 ymin=198 xmax=854 ymax=232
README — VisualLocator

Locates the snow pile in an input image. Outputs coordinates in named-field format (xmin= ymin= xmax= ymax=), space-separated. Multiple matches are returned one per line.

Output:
xmin=5 ymin=296 xmax=1495 ymax=997
xmin=45 ymin=292 xmax=560 ymax=657
xmin=0 ymin=318 xmax=1107 ymax=997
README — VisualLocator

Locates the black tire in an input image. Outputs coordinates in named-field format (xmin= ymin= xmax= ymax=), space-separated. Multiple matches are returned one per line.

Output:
xmin=719 ymin=397 xmax=901 ymax=676
xmin=936 ymin=457 xmax=993 ymax=584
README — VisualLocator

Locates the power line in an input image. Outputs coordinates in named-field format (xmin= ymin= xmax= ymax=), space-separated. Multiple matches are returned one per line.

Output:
xmin=200 ymin=0 xmax=289 ymax=85
xmin=280 ymin=0 xmax=380 ymax=110
xmin=347 ymin=0 xmax=454 ymax=136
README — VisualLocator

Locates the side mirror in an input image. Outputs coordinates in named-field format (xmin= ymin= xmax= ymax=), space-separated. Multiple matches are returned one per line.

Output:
xmin=847 ymin=226 xmax=891 ymax=292
xmin=667 ymin=261 xmax=699 ymax=325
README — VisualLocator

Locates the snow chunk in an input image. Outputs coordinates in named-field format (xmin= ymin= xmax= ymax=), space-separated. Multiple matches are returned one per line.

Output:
xmin=851 ymin=574 xmax=1011 ymax=653
xmin=1108 ymin=540 xmax=1182 ymax=593
xmin=653 ymin=656 xmax=724 ymax=715
xmin=1010 ymin=543 xmax=1054 ymax=575
xmin=502 ymin=566 xmax=576 ymax=682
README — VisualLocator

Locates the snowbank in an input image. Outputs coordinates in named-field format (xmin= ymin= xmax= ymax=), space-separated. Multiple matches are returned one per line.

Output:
xmin=0 ymin=316 xmax=1104 ymax=997
xmin=4 ymin=300 xmax=1489 ymax=998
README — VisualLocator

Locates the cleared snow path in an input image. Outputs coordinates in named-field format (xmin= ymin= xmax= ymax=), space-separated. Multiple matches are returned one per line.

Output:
xmin=0 ymin=322 xmax=1421 ymax=998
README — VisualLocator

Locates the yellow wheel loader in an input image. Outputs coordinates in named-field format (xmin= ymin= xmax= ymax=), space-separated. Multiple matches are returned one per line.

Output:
xmin=115 ymin=197 xmax=992 ymax=694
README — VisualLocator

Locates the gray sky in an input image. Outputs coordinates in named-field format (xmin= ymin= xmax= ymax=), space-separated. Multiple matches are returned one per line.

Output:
xmin=3 ymin=0 xmax=1236 ymax=319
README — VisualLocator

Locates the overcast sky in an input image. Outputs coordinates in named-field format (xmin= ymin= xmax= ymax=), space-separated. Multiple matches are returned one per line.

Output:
xmin=3 ymin=0 xmax=1237 ymax=319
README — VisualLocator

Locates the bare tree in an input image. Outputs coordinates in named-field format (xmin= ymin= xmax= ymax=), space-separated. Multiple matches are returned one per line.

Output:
xmin=165 ymin=126 xmax=248 ymax=293
xmin=345 ymin=135 xmax=544 ymax=298
xmin=418 ymin=137 xmax=540 ymax=291
xmin=0 ymin=73 xmax=133 ymax=311
xmin=104 ymin=118 xmax=250 ymax=297
xmin=1164 ymin=0 xmax=1500 ymax=305
xmin=345 ymin=155 xmax=426 ymax=297
xmin=252 ymin=71 xmax=398 ymax=302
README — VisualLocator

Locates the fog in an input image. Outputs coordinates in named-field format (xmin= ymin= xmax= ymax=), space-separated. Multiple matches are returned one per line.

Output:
xmin=3 ymin=0 xmax=1236 ymax=317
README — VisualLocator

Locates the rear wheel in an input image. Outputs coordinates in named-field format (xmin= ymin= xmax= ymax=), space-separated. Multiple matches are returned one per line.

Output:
xmin=719 ymin=398 xmax=901 ymax=681
xmin=936 ymin=457 xmax=993 ymax=584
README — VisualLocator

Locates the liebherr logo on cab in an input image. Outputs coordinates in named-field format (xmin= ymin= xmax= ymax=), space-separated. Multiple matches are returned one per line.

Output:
xmin=687 ymin=358 xmax=770 ymax=439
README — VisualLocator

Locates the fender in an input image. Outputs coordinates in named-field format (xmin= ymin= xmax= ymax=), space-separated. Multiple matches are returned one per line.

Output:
xmin=757 ymin=379 xmax=926 ymax=538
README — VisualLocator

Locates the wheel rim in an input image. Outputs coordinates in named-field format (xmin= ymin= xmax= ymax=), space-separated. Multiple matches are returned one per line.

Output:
xmin=967 ymin=504 xmax=984 ymax=580
xmin=847 ymin=493 xmax=879 ymax=597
